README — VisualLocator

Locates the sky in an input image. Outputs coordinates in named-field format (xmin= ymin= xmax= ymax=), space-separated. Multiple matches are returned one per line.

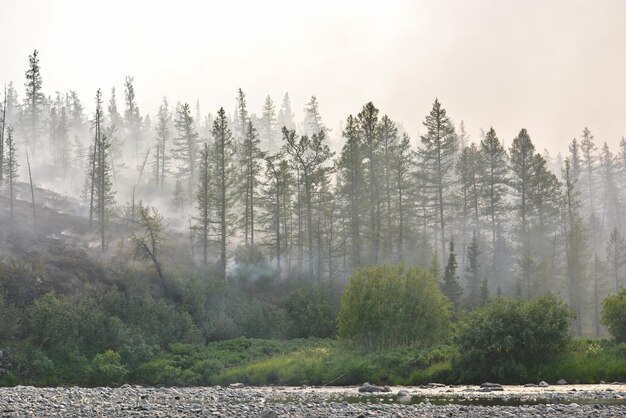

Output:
xmin=0 ymin=0 xmax=625 ymax=154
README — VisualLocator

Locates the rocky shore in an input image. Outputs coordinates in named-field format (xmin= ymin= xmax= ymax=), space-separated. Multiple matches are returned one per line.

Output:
xmin=1 ymin=383 xmax=626 ymax=417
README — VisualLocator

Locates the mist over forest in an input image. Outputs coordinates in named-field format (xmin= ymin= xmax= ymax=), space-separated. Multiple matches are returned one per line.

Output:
xmin=1 ymin=44 xmax=626 ymax=388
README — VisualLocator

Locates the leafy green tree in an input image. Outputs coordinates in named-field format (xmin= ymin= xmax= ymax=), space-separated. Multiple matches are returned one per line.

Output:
xmin=454 ymin=293 xmax=573 ymax=382
xmin=602 ymin=288 xmax=626 ymax=342
xmin=338 ymin=264 xmax=451 ymax=349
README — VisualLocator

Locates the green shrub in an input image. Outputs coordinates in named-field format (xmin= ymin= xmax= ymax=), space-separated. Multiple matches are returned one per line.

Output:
xmin=89 ymin=350 xmax=128 ymax=386
xmin=453 ymin=293 xmax=573 ymax=382
xmin=602 ymin=289 xmax=626 ymax=342
xmin=337 ymin=264 xmax=451 ymax=349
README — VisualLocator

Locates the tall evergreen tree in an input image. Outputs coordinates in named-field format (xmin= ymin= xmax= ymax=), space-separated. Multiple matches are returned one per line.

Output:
xmin=580 ymin=127 xmax=596 ymax=217
xmin=442 ymin=238 xmax=462 ymax=309
xmin=240 ymin=119 xmax=264 ymax=246
xmin=4 ymin=127 xmax=17 ymax=219
xmin=607 ymin=227 xmax=626 ymax=292
xmin=24 ymin=50 xmax=44 ymax=150
xmin=277 ymin=92 xmax=295 ymax=131
xmin=195 ymin=142 xmax=211 ymax=267
xmin=124 ymin=76 xmax=142 ymax=161
xmin=480 ymin=127 xmax=508 ymax=283
xmin=154 ymin=97 xmax=170 ymax=190
xmin=172 ymin=103 xmax=200 ymax=200
xmin=260 ymin=95 xmax=277 ymax=150
xmin=210 ymin=108 xmax=238 ymax=279
xmin=465 ymin=231 xmax=482 ymax=306
xmin=419 ymin=98 xmax=457 ymax=262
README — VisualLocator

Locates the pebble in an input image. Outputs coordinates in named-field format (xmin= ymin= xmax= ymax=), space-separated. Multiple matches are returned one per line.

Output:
xmin=0 ymin=384 xmax=624 ymax=417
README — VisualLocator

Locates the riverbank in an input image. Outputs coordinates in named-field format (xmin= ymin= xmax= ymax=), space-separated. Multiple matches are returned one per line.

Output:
xmin=2 ymin=383 xmax=626 ymax=417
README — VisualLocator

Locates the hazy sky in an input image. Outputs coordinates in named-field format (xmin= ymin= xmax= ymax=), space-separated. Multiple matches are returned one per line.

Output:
xmin=1 ymin=0 xmax=625 ymax=154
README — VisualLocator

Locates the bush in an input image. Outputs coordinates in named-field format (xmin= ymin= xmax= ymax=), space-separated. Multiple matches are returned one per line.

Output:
xmin=89 ymin=350 xmax=128 ymax=386
xmin=453 ymin=293 xmax=573 ymax=382
xmin=337 ymin=264 xmax=451 ymax=349
xmin=602 ymin=289 xmax=626 ymax=342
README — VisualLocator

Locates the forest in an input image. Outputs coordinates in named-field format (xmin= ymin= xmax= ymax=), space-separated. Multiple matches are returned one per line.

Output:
xmin=1 ymin=49 xmax=626 ymax=386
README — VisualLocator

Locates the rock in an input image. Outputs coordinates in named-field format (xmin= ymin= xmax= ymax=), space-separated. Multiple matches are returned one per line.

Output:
xmin=524 ymin=383 xmax=538 ymax=387
xmin=539 ymin=381 xmax=549 ymax=387
xmin=358 ymin=382 xmax=390 ymax=393
xmin=480 ymin=382 xmax=503 ymax=389
xmin=229 ymin=383 xmax=245 ymax=389
xmin=557 ymin=379 xmax=567 ymax=385
xmin=260 ymin=409 xmax=278 ymax=418
xmin=427 ymin=382 xmax=446 ymax=388
xmin=396 ymin=390 xmax=411 ymax=404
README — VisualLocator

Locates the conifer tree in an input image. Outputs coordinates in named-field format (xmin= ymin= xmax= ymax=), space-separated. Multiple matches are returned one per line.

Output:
xmin=210 ymin=108 xmax=238 ymax=279
xmin=337 ymin=115 xmax=364 ymax=268
xmin=580 ymin=127 xmax=596 ymax=216
xmin=442 ymin=239 xmax=463 ymax=309
xmin=124 ymin=76 xmax=142 ymax=162
xmin=420 ymin=98 xmax=457 ymax=262
xmin=277 ymin=92 xmax=295 ymax=131
xmin=379 ymin=115 xmax=399 ymax=261
xmin=0 ymin=85 xmax=6 ymax=183
xmin=172 ymin=103 xmax=199 ymax=199
xmin=394 ymin=133 xmax=414 ymax=262
xmin=240 ymin=119 xmax=264 ymax=246
xmin=480 ymin=127 xmax=508 ymax=281
xmin=24 ymin=50 xmax=44 ymax=150
xmin=195 ymin=142 xmax=211 ymax=267
xmin=260 ymin=95 xmax=277 ymax=149
xmin=4 ymin=127 xmax=17 ymax=218
xmin=466 ymin=231 xmax=482 ymax=306
xmin=154 ymin=97 xmax=170 ymax=190
xmin=262 ymin=152 xmax=291 ymax=275
xmin=607 ymin=227 xmax=626 ymax=292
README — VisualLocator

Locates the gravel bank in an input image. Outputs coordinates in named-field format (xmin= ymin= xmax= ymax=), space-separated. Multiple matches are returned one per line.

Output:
xmin=2 ymin=384 xmax=626 ymax=417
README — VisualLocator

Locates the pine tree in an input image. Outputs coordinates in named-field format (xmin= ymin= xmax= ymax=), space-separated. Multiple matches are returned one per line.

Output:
xmin=134 ymin=201 xmax=165 ymax=281
xmin=172 ymin=103 xmax=200 ymax=199
xmin=4 ymin=127 xmax=18 ymax=218
xmin=235 ymin=88 xmax=248 ymax=141
xmin=480 ymin=127 xmax=508 ymax=284
xmin=281 ymin=127 xmax=333 ymax=280
xmin=303 ymin=96 xmax=327 ymax=136
xmin=262 ymin=152 xmax=291 ymax=275
xmin=456 ymin=143 xmax=482 ymax=273
xmin=442 ymin=239 xmax=463 ymax=309
xmin=420 ymin=98 xmax=457 ymax=262
xmin=260 ymin=95 xmax=277 ymax=150
xmin=466 ymin=231 xmax=482 ymax=306
xmin=24 ymin=50 xmax=44 ymax=150
xmin=607 ymin=227 xmax=626 ymax=292
xmin=195 ymin=142 xmax=211 ymax=267
xmin=394 ymin=133 xmax=414 ymax=263
xmin=337 ymin=115 xmax=364 ymax=268
xmin=509 ymin=128 xmax=536 ymax=237
xmin=240 ymin=119 xmax=264 ymax=246
xmin=154 ymin=97 xmax=170 ymax=190
xmin=210 ymin=108 xmax=238 ymax=279
xmin=599 ymin=143 xmax=620 ymax=233
xmin=0 ymin=85 xmax=6 ymax=183
xmin=358 ymin=102 xmax=382 ymax=263
xmin=379 ymin=115 xmax=399 ymax=261
xmin=124 ymin=76 xmax=142 ymax=161
xmin=277 ymin=92 xmax=295 ymax=131
xmin=580 ymin=127 xmax=596 ymax=217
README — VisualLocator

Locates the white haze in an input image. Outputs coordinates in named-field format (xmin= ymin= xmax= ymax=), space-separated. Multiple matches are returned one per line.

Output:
xmin=0 ymin=0 xmax=625 ymax=153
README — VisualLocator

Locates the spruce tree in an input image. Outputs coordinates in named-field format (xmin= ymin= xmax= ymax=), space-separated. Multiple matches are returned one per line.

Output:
xmin=420 ymin=98 xmax=457 ymax=262
xmin=24 ymin=50 xmax=44 ymax=150
xmin=124 ymin=76 xmax=142 ymax=162
xmin=4 ymin=127 xmax=18 ymax=219
xmin=172 ymin=103 xmax=199 ymax=199
xmin=607 ymin=227 xmax=626 ymax=292
xmin=154 ymin=97 xmax=170 ymax=190
xmin=210 ymin=108 xmax=238 ymax=279
xmin=240 ymin=119 xmax=264 ymax=246
xmin=442 ymin=239 xmax=463 ymax=309
xmin=195 ymin=142 xmax=211 ymax=267
xmin=466 ymin=231 xmax=482 ymax=306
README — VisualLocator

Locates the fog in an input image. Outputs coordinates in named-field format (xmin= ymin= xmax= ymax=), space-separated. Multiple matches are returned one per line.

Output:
xmin=1 ymin=0 xmax=625 ymax=153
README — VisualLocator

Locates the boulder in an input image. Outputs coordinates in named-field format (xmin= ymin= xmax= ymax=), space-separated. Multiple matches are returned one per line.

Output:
xmin=260 ymin=408 xmax=278 ymax=418
xmin=396 ymin=390 xmax=411 ymax=404
xmin=557 ymin=379 xmax=567 ymax=385
xmin=229 ymin=383 xmax=245 ymax=389
xmin=539 ymin=381 xmax=549 ymax=387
